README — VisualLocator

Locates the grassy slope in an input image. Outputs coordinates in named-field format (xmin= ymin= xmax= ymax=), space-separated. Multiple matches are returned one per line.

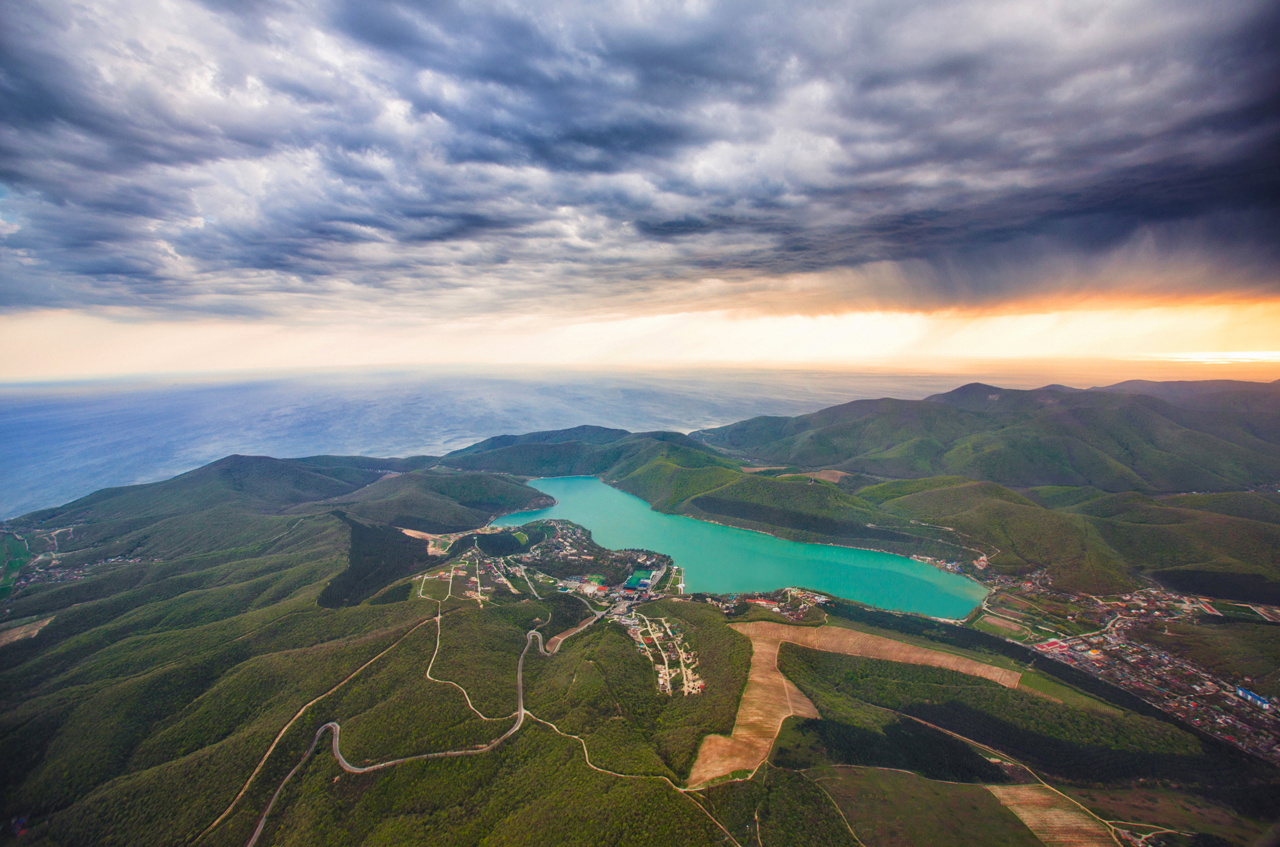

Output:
xmin=871 ymin=479 xmax=1133 ymax=592
xmin=777 ymin=645 xmax=1280 ymax=820
xmin=811 ymin=766 xmax=1042 ymax=847
xmin=1 ymin=533 xmax=31 ymax=598
xmin=768 ymin=635 xmax=1279 ymax=842
xmin=1069 ymin=493 xmax=1280 ymax=576
xmin=698 ymin=764 xmax=860 ymax=847
xmin=298 ymin=469 xmax=546 ymax=533
xmin=694 ymin=385 xmax=1280 ymax=493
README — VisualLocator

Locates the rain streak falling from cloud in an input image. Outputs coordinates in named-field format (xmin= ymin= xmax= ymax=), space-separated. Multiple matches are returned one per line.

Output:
xmin=1 ymin=0 xmax=1278 ymax=321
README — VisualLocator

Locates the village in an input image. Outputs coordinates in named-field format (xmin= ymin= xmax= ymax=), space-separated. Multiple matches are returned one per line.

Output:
xmin=442 ymin=517 xmax=1280 ymax=764
xmin=967 ymin=572 xmax=1280 ymax=766
xmin=1031 ymin=588 xmax=1280 ymax=766
xmin=423 ymin=520 xmax=706 ymax=695
xmin=621 ymin=611 xmax=703 ymax=695
xmin=700 ymin=586 xmax=832 ymax=622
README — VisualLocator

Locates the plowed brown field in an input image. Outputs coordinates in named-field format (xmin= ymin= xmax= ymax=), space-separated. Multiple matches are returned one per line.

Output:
xmin=685 ymin=621 xmax=1021 ymax=787
xmin=732 ymin=621 xmax=1022 ymax=688
xmin=686 ymin=635 xmax=819 ymax=787
xmin=803 ymin=470 xmax=851 ymax=482
xmin=986 ymin=785 xmax=1117 ymax=846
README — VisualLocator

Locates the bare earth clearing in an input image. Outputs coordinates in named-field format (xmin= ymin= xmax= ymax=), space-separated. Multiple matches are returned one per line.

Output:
xmin=398 ymin=527 xmax=454 ymax=555
xmin=686 ymin=634 xmax=819 ymax=787
xmin=545 ymin=610 xmax=604 ymax=653
xmin=734 ymin=621 xmax=1021 ymax=687
xmin=0 ymin=615 xmax=54 ymax=648
xmin=686 ymin=621 xmax=1021 ymax=787
xmin=802 ymin=470 xmax=851 ymax=483
xmin=986 ymin=785 xmax=1118 ymax=847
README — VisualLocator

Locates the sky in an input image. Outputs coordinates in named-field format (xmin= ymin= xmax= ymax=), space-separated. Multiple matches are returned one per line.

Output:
xmin=2 ymin=0 xmax=1278 ymax=380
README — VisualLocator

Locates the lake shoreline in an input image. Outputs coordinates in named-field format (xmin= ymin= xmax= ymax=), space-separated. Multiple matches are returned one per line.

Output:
xmin=492 ymin=475 xmax=988 ymax=620
xmin=496 ymin=473 xmax=990 ymax=596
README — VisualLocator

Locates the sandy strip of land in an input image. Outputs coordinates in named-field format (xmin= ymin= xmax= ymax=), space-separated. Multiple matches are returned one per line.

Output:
xmin=0 ymin=616 xmax=55 ymax=648
xmin=686 ymin=636 xmax=819 ymax=787
xmin=802 ymin=470 xmax=851 ymax=483
xmin=398 ymin=528 xmax=455 ymax=555
xmin=732 ymin=621 xmax=1022 ymax=688
xmin=740 ymin=466 xmax=787 ymax=473
xmin=986 ymin=785 xmax=1117 ymax=847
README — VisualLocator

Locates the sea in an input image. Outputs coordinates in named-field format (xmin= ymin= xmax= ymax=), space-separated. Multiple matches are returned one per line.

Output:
xmin=1 ymin=365 xmax=1065 ymax=519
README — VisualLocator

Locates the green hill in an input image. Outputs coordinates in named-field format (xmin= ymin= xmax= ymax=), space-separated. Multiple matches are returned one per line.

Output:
xmin=694 ymin=382 xmax=1280 ymax=493
xmin=296 ymin=469 xmax=549 ymax=533
xmin=437 ymin=410 xmax=1280 ymax=597
xmin=1 ymin=438 xmax=1276 ymax=843
xmin=19 ymin=454 xmax=382 ymax=524
xmin=444 ymin=425 xmax=631 ymax=456
xmin=846 ymin=475 xmax=1280 ymax=597
xmin=870 ymin=478 xmax=1132 ymax=592
xmin=8 ymin=457 xmax=545 ymax=567
xmin=1066 ymin=493 xmax=1280 ymax=602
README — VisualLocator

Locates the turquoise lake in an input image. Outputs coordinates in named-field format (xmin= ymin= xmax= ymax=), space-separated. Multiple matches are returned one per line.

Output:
xmin=491 ymin=476 xmax=987 ymax=620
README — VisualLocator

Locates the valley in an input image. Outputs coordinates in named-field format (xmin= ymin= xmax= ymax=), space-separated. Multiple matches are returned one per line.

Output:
xmin=2 ymin=378 xmax=1279 ymax=845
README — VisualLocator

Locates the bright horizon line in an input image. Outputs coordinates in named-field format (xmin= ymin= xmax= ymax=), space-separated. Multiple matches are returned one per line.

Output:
xmin=4 ymin=301 xmax=1280 ymax=384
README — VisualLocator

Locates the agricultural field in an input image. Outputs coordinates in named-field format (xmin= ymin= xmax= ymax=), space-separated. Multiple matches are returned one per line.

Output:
xmin=810 ymin=766 xmax=1042 ymax=847
xmin=981 ymin=592 xmax=1105 ymax=640
xmin=4 ymin=430 xmax=1280 ymax=845
xmin=687 ymin=631 xmax=818 ymax=787
xmin=734 ymin=620 xmax=1021 ymax=687
xmin=773 ymin=644 xmax=1280 ymax=843
xmin=1 ymin=532 xmax=31 ymax=598
xmin=1063 ymin=786 xmax=1272 ymax=846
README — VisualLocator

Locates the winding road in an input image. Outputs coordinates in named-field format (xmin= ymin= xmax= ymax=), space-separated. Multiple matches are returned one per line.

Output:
xmin=238 ymin=595 xmax=604 ymax=847
xmin=215 ymin=580 xmax=745 ymax=847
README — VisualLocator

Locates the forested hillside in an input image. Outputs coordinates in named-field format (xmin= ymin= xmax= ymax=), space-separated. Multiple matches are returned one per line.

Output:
xmin=446 ymin=381 xmax=1280 ymax=597
xmin=2 ymin=417 xmax=1277 ymax=844
xmin=693 ymin=381 xmax=1280 ymax=493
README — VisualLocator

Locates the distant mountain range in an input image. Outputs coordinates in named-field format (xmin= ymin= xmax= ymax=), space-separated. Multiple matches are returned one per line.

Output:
xmin=693 ymin=380 xmax=1280 ymax=493
xmin=431 ymin=378 xmax=1280 ymax=600
xmin=3 ymin=377 xmax=1279 ymax=844
xmin=10 ymin=377 xmax=1280 ymax=601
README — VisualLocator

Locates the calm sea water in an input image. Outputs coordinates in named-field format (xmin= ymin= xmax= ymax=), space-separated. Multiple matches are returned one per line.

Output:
xmin=1 ymin=368 xmax=976 ymax=518
xmin=492 ymin=476 xmax=988 ymax=619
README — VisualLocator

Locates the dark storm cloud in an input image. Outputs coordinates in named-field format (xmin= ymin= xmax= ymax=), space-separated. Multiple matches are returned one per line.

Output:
xmin=0 ymin=0 xmax=1277 ymax=317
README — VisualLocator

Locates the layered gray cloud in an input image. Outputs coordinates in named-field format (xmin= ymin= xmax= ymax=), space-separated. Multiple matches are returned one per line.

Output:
xmin=1 ymin=0 xmax=1277 ymax=318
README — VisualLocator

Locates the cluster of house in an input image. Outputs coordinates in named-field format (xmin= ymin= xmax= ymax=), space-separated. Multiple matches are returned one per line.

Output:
xmin=555 ymin=566 xmax=669 ymax=603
